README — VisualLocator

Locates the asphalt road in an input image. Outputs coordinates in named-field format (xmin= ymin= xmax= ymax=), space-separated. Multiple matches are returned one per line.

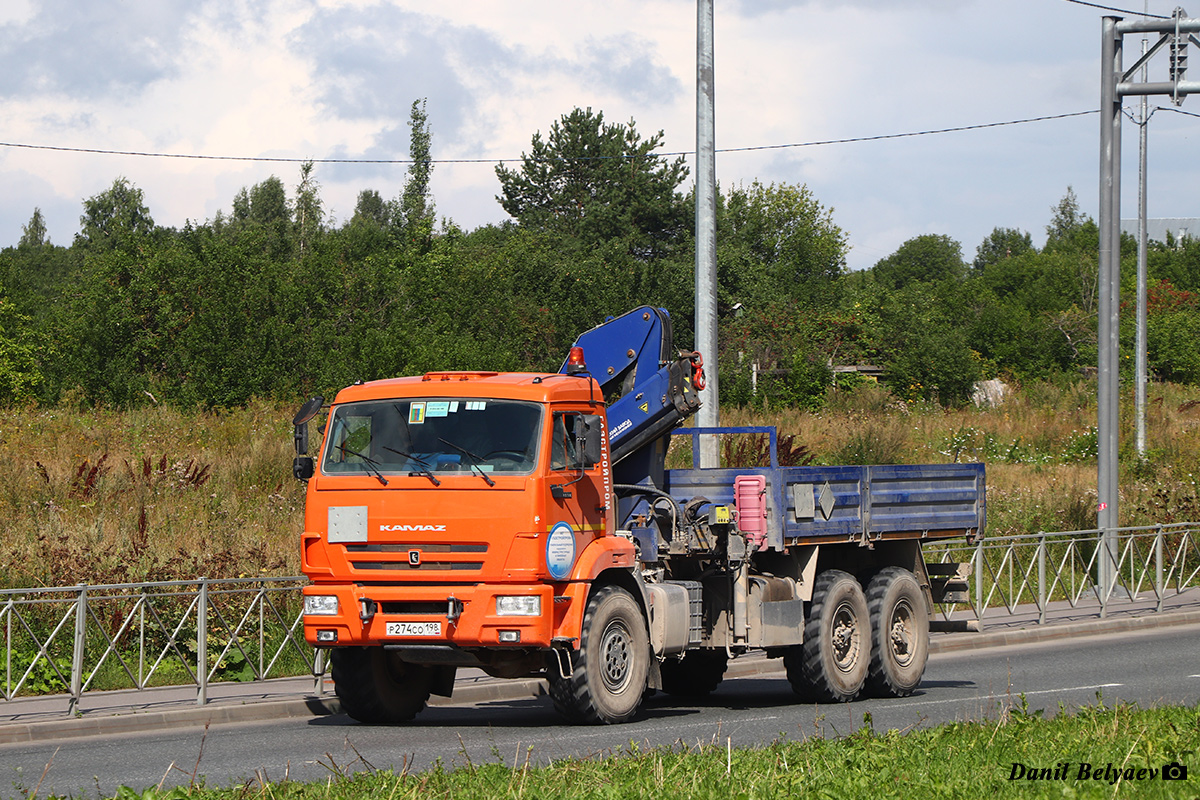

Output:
xmin=2 ymin=623 xmax=1198 ymax=798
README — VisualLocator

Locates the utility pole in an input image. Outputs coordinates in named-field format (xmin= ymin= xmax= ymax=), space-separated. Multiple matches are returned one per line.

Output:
xmin=695 ymin=0 xmax=719 ymax=467
xmin=1097 ymin=8 xmax=1198 ymax=602
xmin=1135 ymin=4 xmax=1150 ymax=459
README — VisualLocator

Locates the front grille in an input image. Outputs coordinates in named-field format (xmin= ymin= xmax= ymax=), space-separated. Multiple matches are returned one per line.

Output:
xmin=344 ymin=541 xmax=488 ymax=573
xmin=380 ymin=601 xmax=454 ymax=615
xmin=345 ymin=543 xmax=488 ymax=553
xmin=352 ymin=561 xmax=483 ymax=571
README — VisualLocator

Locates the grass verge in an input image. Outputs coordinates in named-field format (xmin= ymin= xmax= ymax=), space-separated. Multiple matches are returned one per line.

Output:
xmin=26 ymin=700 xmax=1198 ymax=800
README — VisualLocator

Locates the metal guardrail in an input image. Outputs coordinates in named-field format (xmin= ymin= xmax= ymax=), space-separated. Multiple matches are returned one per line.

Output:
xmin=1 ymin=577 xmax=325 ymax=714
xmin=3 ymin=525 xmax=1198 ymax=715
xmin=924 ymin=523 xmax=1200 ymax=625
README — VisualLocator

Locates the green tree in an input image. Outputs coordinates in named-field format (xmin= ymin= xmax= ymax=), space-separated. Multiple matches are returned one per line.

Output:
xmin=230 ymin=176 xmax=292 ymax=258
xmin=973 ymin=227 xmax=1033 ymax=271
xmin=0 ymin=292 xmax=45 ymax=404
xmin=495 ymin=107 xmax=689 ymax=256
xmin=718 ymin=181 xmax=848 ymax=311
xmin=878 ymin=282 xmax=981 ymax=405
xmin=397 ymin=98 xmax=435 ymax=243
xmin=75 ymin=177 xmax=155 ymax=252
xmin=293 ymin=161 xmax=323 ymax=256
xmin=1044 ymin=187 xmax=1088 ymax=250
xmin=352 ymin=190 xmax=388 ymax=228
xmin=18 ymin=208 xmax=49 ymax=249
xmin=872 ymin=234 xmax=965 ymax=290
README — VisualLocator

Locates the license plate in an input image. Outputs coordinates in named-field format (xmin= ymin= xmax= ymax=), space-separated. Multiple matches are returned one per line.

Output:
xmin=385 ymin=621 xmax=442 ymax=637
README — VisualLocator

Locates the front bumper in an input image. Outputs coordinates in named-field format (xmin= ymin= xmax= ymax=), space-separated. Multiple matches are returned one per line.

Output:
xmin=302 ymin=582 xmax=564 ymax=648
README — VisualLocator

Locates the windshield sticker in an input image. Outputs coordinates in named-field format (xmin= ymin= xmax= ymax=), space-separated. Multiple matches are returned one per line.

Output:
xmin=409 ymin=403 xmax=426 ymax=424
xmin=466 ymin=400 xmax=487 ymax=411
xmin=449 ymin=401 xmax=459 ymax=413
xmin=426 ymin=401 xmax=450 ymax=418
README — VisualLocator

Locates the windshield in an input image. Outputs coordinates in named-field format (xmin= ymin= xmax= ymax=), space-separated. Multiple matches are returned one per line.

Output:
xmin=321 ymin=398 xmax=543 ymax=477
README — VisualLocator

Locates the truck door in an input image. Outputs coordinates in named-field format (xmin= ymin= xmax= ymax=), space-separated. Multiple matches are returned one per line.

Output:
xmin=548 ymin=412 xmax=609 ymax=540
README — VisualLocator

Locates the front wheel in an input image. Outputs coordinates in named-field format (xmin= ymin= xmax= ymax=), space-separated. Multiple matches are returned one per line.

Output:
xmin=865 ymin=567 xmax=929 ymax=697
xmin=784 ymin=569 xmax=870 ymax=702
xmin=331 ymin=647 xmax=432 ymax=723
xmin=549 ymin=585 xmax=650 ymax=724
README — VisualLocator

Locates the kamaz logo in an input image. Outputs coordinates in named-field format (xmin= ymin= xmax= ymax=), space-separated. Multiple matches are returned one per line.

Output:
xmin=380 ymin=524 xmax=447 ymax=532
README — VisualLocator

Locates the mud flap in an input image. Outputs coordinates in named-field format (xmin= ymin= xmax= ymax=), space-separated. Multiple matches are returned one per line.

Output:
xmin=647 ymin=653 xmax=662 ymax=690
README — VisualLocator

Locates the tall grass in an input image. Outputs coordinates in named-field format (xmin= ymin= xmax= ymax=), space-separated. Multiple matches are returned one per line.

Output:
xmin=0 ymin=400 xmax=303 ymax=588
xmin=2 ymin=378 xmax=1199 ymax=589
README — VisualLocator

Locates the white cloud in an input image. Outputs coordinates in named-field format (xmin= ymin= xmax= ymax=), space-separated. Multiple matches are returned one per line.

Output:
xmin=0 ymin=0 xmax=1195 ymax=272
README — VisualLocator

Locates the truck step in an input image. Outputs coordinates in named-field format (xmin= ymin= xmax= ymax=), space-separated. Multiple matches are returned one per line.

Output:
xmin=929 ymin=619 xmax=980 ymax=633
xmin=926 ymin=561 xmax=971 ymax=604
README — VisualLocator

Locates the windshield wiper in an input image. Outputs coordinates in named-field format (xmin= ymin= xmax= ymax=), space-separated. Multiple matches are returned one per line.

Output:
xmin=382 ymin=447 xmax=441 ymax=486
xmin=335 ymin=444 xmax=389 ymax=486
xmin=438 ymin=438 xmax=496 ymax=486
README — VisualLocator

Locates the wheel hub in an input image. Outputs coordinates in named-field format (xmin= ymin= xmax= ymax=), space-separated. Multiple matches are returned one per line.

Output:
xmin=889 ymin=600 xmax=915 ymax=667
xmin=600 ymin=620 xmax=632 ymax=691
xmin=830 ymin=602 xmax=861 ymax=673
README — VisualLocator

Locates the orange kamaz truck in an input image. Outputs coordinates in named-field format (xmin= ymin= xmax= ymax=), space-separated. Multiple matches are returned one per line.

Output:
xmin=294 ymin=307 xmax=984 ymax=724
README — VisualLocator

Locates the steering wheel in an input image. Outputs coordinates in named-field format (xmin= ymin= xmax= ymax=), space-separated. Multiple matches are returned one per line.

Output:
xmin=485 ymin=450 xmax=526 ymax=463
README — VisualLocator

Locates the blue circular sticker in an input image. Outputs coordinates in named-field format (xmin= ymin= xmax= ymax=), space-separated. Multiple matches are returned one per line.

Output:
xmin=546 ymin=522 xmax=576 ymax=581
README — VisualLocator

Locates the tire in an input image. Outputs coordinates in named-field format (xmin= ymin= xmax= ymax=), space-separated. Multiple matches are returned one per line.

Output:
xmin=784 ymin=569 xmax=869 ymax=703
xmin=331 ymin=647 xmax=432 ymax=723
xmin=865 ymin=567 xmax=929 ymax=698
xmin=660 ymin=650 xmax=728 ymax=697
xmin=549 ymin=585 xmax=650 ymax=724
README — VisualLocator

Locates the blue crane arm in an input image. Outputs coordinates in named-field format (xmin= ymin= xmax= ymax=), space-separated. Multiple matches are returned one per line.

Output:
xmin=560 ymin=306 xmax=703 ymax=466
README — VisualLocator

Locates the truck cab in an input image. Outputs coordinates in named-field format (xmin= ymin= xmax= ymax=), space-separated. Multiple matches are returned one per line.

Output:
xmin=298 ymin=370 xmax=643 ymax=720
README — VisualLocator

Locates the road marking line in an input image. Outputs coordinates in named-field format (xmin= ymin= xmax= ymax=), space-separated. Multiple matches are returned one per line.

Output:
xmin=887 ymin=682 xmax=1124 ymax=710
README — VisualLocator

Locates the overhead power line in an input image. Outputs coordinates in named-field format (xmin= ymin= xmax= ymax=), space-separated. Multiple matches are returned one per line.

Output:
xmin=1061 ymin=0 xmax=1169 ymax=18
xmin=0 ymin=110 xmax=1101 ymax=167
xmin=1158 ymin=105 xmax=1200 ymax=119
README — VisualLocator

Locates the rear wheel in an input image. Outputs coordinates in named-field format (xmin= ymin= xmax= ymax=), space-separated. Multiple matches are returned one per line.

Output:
xmin=660 ymin=650 xmax=728 ymax=697
xmin=549 ymin=585 xmax=650 ymax=724
xmin=331 ymin=647 xmax=432 ymax=723
xmin=784 ymin=570 xmax=869 ymax=702
xmin=865 ymin=567 xmax=929 ymax=697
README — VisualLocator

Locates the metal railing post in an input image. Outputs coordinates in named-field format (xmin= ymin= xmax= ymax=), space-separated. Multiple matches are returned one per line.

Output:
xmin=975 ymin=537 xmax=985 ymax=629
xmin=197 ymin=578 xmax=208 ymax=706
xmin=69 ymin=585 xmax=87 ymax=715
xmin=1038 ymin=533 xmax=1047 ymax=625
xmin=314 ymin=648 xmax=325 ymax=696
xmin=5 ymin=597 xmax=11 ymax=700
xmin=138 ymin=596 xmax=145 ymax=688
xmin=1155 ymin=525 xmax=1164 ymax=612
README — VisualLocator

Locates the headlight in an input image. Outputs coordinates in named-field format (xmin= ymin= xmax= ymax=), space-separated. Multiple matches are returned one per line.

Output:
xmin=495 ymin=595 xmax=541 ymax=616
xmin=304 ymin=595 xmax=339 ymax=616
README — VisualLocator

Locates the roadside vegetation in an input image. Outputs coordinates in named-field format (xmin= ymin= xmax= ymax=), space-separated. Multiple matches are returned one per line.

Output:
xmin=3 ymin=378 xmax=1200 ymax=590
xmin=13 ymin=700 xmax=1196 ymax=800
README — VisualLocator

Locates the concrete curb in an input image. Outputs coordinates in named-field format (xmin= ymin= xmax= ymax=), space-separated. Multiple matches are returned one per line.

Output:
xmin=927 ymin=606 xmax=1200 ymax=654
xmin=1 ymin=607 xmax=1197 ymax=746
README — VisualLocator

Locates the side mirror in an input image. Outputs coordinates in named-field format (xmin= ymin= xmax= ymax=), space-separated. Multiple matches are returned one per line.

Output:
xmin=292 ymin=396 xmax=324 ymax=456
xmin=581 ymin=415 xmax=603 ymax=467
xmin=293 ymin=456 xmax=315 ymax=481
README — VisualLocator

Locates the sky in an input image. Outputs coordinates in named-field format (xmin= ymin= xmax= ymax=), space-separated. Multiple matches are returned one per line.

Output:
xmin=0 ymin=0 xmax=1196 ymax=271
